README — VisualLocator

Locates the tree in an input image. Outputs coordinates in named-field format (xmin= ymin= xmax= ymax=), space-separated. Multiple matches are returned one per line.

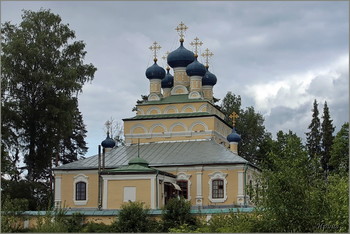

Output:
xmin=306 ymin=99 xmax=322 ymax=159
xmin=329 ymin=122 xmax=349 ymax=175
xmin=220 ymin=91 xmax=241 ymax=125
xmin=1 ymin=9 xmax=96 ymax=181
xmin=320 ymin=101 xmax=335 ymax=175
xmin=236 ymin=106 xmax=268 ymax=165
xmin=255 ymin=131 xmax=327 ymax=232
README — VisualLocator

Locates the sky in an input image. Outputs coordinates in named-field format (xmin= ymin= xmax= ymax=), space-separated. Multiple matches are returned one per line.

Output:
xmin=2 ymin=1 xmax=349 ymax=158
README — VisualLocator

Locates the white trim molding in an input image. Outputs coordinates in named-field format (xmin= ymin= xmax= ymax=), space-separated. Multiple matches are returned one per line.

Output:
xmin=130 ymin=124 xmax=148 ymax=134
xmin=73 ymin=174 xmax=89 ymax=206
xmin=189 ymin=121 xmax=209 ymax=132
xmin=150 ymin=123 xmax=167 ymax=134
xmin=208 ymin=171 xmax=228 ymax=203
xmin=146 ymin=106 xmax=162 ymax=115
xmin=177 ymin=172 xmax=192 ymax=201
xmin=164 ymin=105 xmax=179 ymax=114
xmin=169 ymin=122 xmax=188 ymax=132
xmin=181 ymin=104 xmax=196 ymax=113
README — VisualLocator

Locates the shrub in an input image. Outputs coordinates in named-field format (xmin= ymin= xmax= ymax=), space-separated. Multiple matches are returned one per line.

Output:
xmin=110 ymin=201 xmax=154 ymax=232
xmin=81 ymin=222 xmax=112 ymax=233
xmin=1 ymin=196 xmax=29 ymax=233
xmin=161 ymin=197 xmax=198 ymax=232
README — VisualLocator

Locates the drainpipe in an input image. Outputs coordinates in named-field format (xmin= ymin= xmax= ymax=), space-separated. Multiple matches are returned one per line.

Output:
xmin=156 ymin=170 xmax=159 ymax=209
xmin=243 ymin=162 xmax=248 ymax=207
xmin=98 ymin=145 xmax=102 ymax=210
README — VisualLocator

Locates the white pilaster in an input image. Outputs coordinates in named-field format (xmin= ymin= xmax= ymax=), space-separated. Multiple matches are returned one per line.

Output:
xmin=54 ymin=176 xmax=62 ymax=208
xmin=196 ymin=172 xmax=203 ymax=206
xmin=102 ymin=179 xmax=108 ymax=209
xmin=151 ymin=178 xmax=155 ymax=209
xmin=237 ymin=171 xmax=244 ymax=205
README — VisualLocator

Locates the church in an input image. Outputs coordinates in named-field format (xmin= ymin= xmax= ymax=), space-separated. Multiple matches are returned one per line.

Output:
xmin=53 ymin=22 xmax=259 ymax=211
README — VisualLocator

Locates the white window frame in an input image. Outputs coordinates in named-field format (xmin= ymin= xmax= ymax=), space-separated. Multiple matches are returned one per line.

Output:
xmin=123 ymin=186 xmax=136 ymax=202
xmin=73 ymin=174 xmax=88 ymax=205
xmin=208 ymin=171 xmax=228 ymax=203
xmin=177 ymin=172 xmax=192 ymax=200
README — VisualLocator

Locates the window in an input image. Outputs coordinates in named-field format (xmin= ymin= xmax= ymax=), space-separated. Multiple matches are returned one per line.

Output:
xmin=212 ymin=179 xmax=224 ymax=198
xmin=75 ymin=182 xmax=86 ymax=200
xmin=123 ymin=187 xmax=136 ymax=202
xmin=208 ymin=171 xmax=227 ymax=203
xmin=177 ymin=180 xmax=188 ymax=199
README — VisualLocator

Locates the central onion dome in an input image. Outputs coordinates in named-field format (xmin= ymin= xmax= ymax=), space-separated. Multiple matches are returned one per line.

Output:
xmin=145 ymin=60 xmax=166 ymax=79
xmin=186 ymin=56 xmax=206 ymax=77
xmin=101 ymin=132 xmax=116 ymax=148
xmin=227 ymin=127 xmax=241 ymax=143
xmin=202 ymin=67 xmax=217 ymax=86
xmin=167 ymin=40 xmax=195 ymax=68
xmin=161 ymin=67 xmax=174 ymax=88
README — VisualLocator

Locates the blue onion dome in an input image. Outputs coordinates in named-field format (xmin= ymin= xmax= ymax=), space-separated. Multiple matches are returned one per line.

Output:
xmin=227 ymin=127 xmax=241 ymax=143
xmin=145 ymin=59 xmax=166 ymax=80
xmin=161 ymin=67 xmax=174 ymax=88
xmin=186 ymin=56 xmax=207 ymax=77
xmin=167 ymin=40 xmax=195 ymax=68
xmin=129 ymin=157 xmax=149 ymax=167
xmin=101 ymin=132 xmax=116 ymax=148
xmin=202 ymin=66 xmax=217 ymax=86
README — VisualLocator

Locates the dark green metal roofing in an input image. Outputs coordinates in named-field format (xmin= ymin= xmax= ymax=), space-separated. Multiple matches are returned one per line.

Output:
xmin=139 ymin=94 xmax=206 ymax=105
xmin=123 ymin=112 xmax=212 ymax=120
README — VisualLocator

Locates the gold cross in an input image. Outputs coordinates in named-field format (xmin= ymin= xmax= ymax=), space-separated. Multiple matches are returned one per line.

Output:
xmin=149 ymin=41 xmax=161 ymax=61
xmin=229 ymin=112 xmax=239 ymax=126
xmin=162 ymin=51 xmax=170 ymax=69
xmin=175 ymin=22 xmax=188 ymax=41
xmin=190 ymin=37 xmax=203 ymax=56
xmin=201 ymin=48 xmax=214 ymax=67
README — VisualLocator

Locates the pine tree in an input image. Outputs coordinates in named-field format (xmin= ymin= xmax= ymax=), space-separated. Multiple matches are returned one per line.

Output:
xmin=321 ymin=101 xmax=335 ymax=175
xmin=306 ymin=100 xmax=322 ymax=159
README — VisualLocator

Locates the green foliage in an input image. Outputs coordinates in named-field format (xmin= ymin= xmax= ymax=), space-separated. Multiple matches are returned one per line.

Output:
xmin=1 ymin=196 xmax=29 ymax=233
xmin=306 ymin=99 xmax=322 ymax=159
xmin=322 ymin=174 xmax=349 ymax=232
xmin=257 ymin=131 xmax=327 ymax=232
xmin=34 ymin=207 xmax=69 ymax=233
xmin=1 ymin=179 xmax=52 ymax=210
xmin=161 ymin=197 xmax=198 ymax=232
xmin=329 ymin=122 xmax=349 ymax=175
xmin=81 ymin=222 xmax=112 ymax=233
xmin=1 ymin=8 xmax=96 ymax=181
xmin=321 ymin=101 xmax=335 ymax=175
xmin=110 ymin=201 xmax=155 ymax=233
xmin=220 ymin=91 xmax=269 ymax=166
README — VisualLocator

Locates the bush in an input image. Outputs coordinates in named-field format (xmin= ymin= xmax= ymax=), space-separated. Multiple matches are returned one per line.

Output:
xmin=81 ymin=222 xmax=112 ymax=233
xmin=1 ymin=196 xmax=29 ymax=233
xmin=110 ymin=201 xmax=154 ymax=232
xmin=161 ymin=197 xmax=199 ymax=232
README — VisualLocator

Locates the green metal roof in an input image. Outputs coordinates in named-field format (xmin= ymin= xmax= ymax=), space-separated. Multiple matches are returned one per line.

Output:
xmin=123 ymin=112 xmax=212 ymax=120
xmin=139 ymin=94 xmax=207 ymax=105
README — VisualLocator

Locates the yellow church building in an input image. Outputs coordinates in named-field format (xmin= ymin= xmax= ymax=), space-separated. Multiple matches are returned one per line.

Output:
xmin=53 ymin=22 xmax=259 ymax=212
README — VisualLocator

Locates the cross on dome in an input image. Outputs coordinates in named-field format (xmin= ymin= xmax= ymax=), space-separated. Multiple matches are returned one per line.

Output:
xmin=229 ymin=112 xmax=239 ymax=127
xmin=149 ymin=41 xmax=161 ymax=62
xmin=175 ymin=22 xmax=188 ymax=42
xmin=201 ymin=48 xmax=214 ymax=68
xmin=190 ymin=37 xmax=203 ymax=57
xmin=162 ymin=51 xmax=170 ymax=68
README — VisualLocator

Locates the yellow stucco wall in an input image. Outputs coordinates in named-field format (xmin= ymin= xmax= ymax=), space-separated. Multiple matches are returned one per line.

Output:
xmin=59 ymin=172 xmax=99 ymax=209
xmin=106 ymin=179 xmax=151 ymax=209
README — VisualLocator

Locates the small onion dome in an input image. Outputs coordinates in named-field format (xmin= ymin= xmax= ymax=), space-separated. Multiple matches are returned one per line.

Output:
xmin=161 ymin=68 xmax=174 ymax=88
xmin=128 ymin=157 xmax=149 ymax=167
xmin=145 ymin=60 xmax=166 ymax=80
xmin=186 ymin=56 xmax=206 ymax=77
xmin=202 ymin=67 xmax=217 ymax=86
xmin=167 ymin=41 xmax=195 ymax=68
xmin=227 ymin=127 xmax=241 ymax=143
xmin=101 ymin=132 xmax=116 ymax=148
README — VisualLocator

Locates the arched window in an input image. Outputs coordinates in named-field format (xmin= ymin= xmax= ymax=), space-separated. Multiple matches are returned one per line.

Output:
xmin=177 ymin=180 xmax=188 ymax=199
xmin=212 ymin=179 xmax=224 ymax=199
xmin=75 ymin=182 xmax=86 ymax=201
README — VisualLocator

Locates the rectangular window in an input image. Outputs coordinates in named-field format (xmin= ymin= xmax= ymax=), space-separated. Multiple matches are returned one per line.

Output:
xmin=177 ymin=180 xmax=188 ymax=199
xmin=123 ymin=187 xmax=136 ymax=202
xmin=212 ymin=179 xmax=224 ymax=199
xmin=75 ymin=182 xmax=86 ymax=200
